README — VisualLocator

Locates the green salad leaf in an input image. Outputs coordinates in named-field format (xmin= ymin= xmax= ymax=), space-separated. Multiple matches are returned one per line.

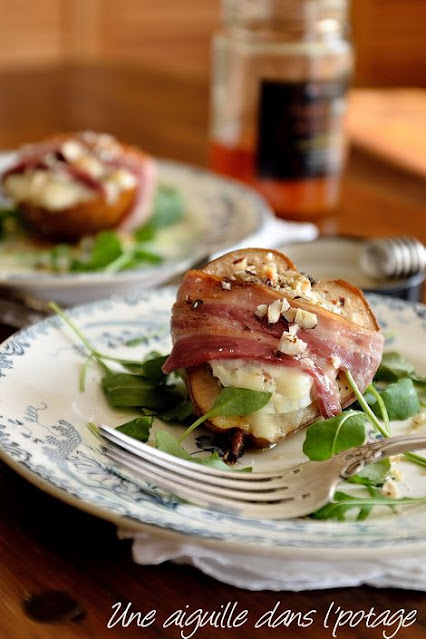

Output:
xmin=116 ymin=416 xmax=153 ymax=442
xmin=0 ymin=206 xmax=22 ymax=239
xmin=159 ymin=400 xmax=194 ymax=423
xmin=179 ymin=387 xmax=272 ymax=442
xmin=302 ymin=411 xmax=367 ymax=461
xmin=155 ymin=430 xmax=232 ymax=471
xmin=347 ymin=458 xmax=391 ymax=488
xmin=52 ymin=303 xmax=426 ymax=514
xmin=375 ymin=351 xmax=416 ymax=382
xmin=371 ymin=378 xmax=421 ymax=421
xmin=2 ymin=183 xmax=185 ymax=274
xmin=101 ymin=372 xmax=181 ymax=410
xmin=72 ymin=230 xmax=122 ymax=271
xmin=311 ymin=489 xmax=426 ymax=522
xmin=151 ymin=185 xmax=185 ymax=228
xmin=375 ymin=351 xmax=426 ymax=406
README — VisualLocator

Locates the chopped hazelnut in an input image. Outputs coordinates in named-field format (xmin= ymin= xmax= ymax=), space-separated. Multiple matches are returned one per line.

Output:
xmin=255 ymin=304 xmax=268 ymax=318
xmin=281 ymin=297 xmax=290 ymax=312
xmin=294 ymin=308 xmax=318 ymax=329
xmin=283 ymin=307 xmax=297 ymax=323
xmin=277 ymin=331 xmax=307 ymax=356
xmin=288 ymin=323 xmax=299 ymax=336
xmin=267 ymin=298 xmax=282 ymax=324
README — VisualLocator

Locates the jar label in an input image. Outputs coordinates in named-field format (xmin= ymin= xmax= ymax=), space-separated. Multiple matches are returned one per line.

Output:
xmin=255 ymin=78 xmax=348 ymax=180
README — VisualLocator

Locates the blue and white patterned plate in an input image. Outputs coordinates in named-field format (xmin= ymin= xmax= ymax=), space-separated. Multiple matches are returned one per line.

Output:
xmin=0 ymin=153 xmax=272 ymax=305
xmin=1 ymin=290 xmax=426 ymax=559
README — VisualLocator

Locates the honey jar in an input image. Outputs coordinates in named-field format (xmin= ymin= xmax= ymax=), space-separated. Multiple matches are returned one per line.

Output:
xmin=209 ymin=0 xmax=353 ymax=220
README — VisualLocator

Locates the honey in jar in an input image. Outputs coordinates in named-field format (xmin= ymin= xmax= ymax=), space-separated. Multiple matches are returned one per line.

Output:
xmin=209 ymin=0 xmax=353 ymax=220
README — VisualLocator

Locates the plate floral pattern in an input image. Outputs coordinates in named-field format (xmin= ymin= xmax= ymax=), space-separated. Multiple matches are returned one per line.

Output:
xmin=1 ymin=290 xmax=426 ymax=557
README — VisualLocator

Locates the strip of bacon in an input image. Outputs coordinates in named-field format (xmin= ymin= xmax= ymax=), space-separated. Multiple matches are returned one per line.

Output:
xmin=163 ymin=334 xmax=342 ymax=417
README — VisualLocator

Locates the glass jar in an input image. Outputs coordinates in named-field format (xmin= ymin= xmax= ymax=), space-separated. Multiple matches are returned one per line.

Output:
xmin=209 ymin=0 xmax=353 ymax=220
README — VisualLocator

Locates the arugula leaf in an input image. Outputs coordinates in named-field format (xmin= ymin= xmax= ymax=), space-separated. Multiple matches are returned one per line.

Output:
xmin=101 ymin=372 xmax=180 ymax=409
xmin=125 ymin=336 xmax=150 ymax=347
xmin=374 ymin=351 xmax=426 ymax=405
xmin=155 ymin=429 xmax=193 ymax=459
xmin=375 ymin=351 xmax=416 ymax=382
xmin=133 ymin=185 xmax=184 ymax=241
xmin=371 ymin=378 xmax=420 ymax=421
xmin=72 ymin=230 xmax=122 ymax=271
xmin=179 ymin=387 xmax=272 ymax=442
xmin=347 ymin=458 xmax=391 ymax=487
xmin=133 ymin=223 xmax=157 ymax=242
xmin=151 ymin=185 xmax=185 ymax=228
xmin=0 ymin=207 xmax=22 ymax=238
xmin=159 ymin=400 xmax=194 ymax=423
xmin=116 ymin=416 xmax=152 ymax=442
xmin=208 ymin=387 xmax=272 ymax=417
xmin=87 ymin=421 xmax=101 ymax=439
xmin=114 ymin=360 xmax=147 ymax=375
xmin=140 ymin=354 xmax=169 ymax=384
xmin=302 ymin=411 xmax=367 ymax=461
xmin=45 ymin=243 xmax=72 ymax=272
xmin=103 ymin=244 xmax=162 ymax=273
xmin=126 ymin=246 xmax=162 ymax=265
xmin=116 ymin=353 xmax=169 ymax=381
xmin=310 ymin=489 xmax=426 ymax=521
xmin=346 ymin=371 xmax=426 ymax=469
xmin=155 ymin=430 xmax=232 ymax=471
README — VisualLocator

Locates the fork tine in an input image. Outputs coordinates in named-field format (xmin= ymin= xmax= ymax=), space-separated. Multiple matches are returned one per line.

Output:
xmin=100 ymin=426 xmax=426 ymax=520
xmin=104 ymin=446 xmax=303 ymax=518
xmin=104 ymin=444 xmax=294 ymax=500
xmin=99 ymin=424 xmax=285 ymax=481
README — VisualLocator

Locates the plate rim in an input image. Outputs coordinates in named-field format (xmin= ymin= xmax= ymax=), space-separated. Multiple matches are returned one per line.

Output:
xmin=3 ymin=445 xmax=426 ymax=559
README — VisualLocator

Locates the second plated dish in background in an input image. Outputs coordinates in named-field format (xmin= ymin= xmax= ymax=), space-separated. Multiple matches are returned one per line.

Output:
xmin=0 ymin=133 xmax=273 ymax=304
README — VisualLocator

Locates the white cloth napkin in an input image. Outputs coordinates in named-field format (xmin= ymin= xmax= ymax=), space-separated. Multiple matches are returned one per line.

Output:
xmin=118 ymin=530 xmax=426 ymax=591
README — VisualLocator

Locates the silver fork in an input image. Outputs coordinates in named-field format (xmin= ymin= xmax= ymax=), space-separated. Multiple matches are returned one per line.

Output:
xmin=99 ymin=425 xmax=426 ymax=519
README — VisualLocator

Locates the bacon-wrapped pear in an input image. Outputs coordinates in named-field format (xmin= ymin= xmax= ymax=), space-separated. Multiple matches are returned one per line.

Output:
xmin=163 ymin=248 xmax=384 ymax=460
xmin=1 ymin=131 xmax=156 ymax=240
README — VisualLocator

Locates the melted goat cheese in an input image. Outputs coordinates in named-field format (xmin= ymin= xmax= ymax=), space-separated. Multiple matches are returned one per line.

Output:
xmin=3 ymin=170 xmax=94 ymax=211
xmin=209 ymin=359 xmax=314 ymax=441
xmin=4 ymin=166 xmax=137 ymax=211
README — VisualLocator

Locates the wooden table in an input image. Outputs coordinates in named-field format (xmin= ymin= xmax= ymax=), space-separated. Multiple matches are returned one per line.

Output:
xmin=0 ymin=64 xmax=425 ymax=639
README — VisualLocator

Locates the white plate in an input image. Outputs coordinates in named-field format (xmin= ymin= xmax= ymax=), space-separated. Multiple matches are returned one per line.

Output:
xmin=1 ymin=289 xmax=426 ymax=560
xmin=0 ymin=153 xmax=272 ymax=304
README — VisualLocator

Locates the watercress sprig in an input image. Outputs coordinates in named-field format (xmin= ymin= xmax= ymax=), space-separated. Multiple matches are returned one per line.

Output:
xmin=346 ymin=370 xmax=426 ymax=468
xmin=302 ymin=411 xmax=366 ymax=461
xmin=179 ymin=387 xmax=272 ymax=442
xmin=52 ymin=303 xmax=269 ymax=467
xmin=49 ymin=302 xmax=167 ymax=381
xmin=50 ymin=302 xmax=111 ymax=375
xmin=311 ymin=490 xmax=426 ymax=522
xmin=345 ymin=371 xmax=388 ymax=437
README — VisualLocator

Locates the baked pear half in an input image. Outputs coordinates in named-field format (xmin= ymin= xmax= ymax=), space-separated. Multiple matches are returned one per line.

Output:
xmin=163 ymin=248 xmax=384 ymax=460
xmin=1 ymin=131 xmax=156 ymax=240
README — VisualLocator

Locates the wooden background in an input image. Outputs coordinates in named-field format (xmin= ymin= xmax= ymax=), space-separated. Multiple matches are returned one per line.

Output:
xmin=0 ymin=0 xmax=424 ymax=86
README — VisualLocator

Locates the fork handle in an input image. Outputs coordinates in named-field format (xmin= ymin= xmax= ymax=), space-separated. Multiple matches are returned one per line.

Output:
xmin=340 ymin=433 xmax=426 ymax=478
